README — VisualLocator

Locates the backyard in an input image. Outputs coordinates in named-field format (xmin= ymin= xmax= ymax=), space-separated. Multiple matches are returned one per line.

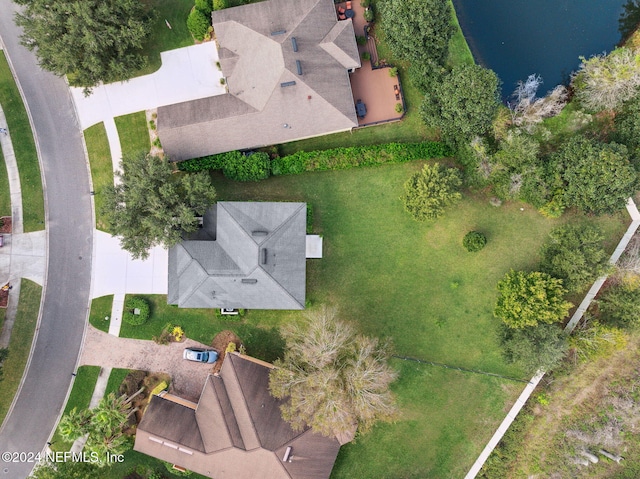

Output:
xmin=85 ymin=161 xmax=628 ymax=478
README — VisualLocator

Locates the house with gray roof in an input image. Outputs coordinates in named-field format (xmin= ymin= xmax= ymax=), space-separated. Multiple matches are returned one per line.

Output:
xmin=157 ymin=0 xmax=361 ymax=160
xmin=168 ymin=202 xmax=307 ymax=310
xmin=134 ymin=352 xmax=346 ymax=479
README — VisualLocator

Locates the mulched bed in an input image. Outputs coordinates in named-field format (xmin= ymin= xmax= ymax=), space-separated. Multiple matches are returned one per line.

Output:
xmin=0 ymin=289 xmax=7 ymax=308
xmin=211 ymin=330 xmax=244 ymax=373
xmin=0 ymin=217 xmax=11 ymax=234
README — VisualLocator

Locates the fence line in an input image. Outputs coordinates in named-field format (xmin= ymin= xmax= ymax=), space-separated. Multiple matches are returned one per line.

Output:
xmin=464 ymin=198 xmax=640 ymax=479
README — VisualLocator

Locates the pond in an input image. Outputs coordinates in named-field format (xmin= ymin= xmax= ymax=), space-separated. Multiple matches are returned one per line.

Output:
xmin=452 ymin=0 xmax=638 ymax=99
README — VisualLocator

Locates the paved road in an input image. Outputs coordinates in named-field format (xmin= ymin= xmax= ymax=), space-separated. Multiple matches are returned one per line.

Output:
xmin=0 ymin=3 xmax=93 ymax=478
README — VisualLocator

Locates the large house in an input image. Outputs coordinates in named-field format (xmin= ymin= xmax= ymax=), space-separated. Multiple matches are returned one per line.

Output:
xmin=157 ymin=0 xmax=361 ymax=160
xmin=168 ymin=202 xmax=307 ymax=310
xmin=134 ymin=353 xmax=347 ymax=479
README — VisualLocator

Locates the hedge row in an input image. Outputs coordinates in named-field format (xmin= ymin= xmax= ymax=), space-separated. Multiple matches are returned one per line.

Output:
xmin=177 ymin=141 xmax=451 ymax=177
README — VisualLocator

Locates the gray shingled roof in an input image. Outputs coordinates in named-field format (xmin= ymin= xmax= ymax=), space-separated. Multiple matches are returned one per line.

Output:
xmin=134 ymin=353 xmax=342 ymax=479
xmin=158 ymin=0 xmax=360 ymax=160
xmin=168 ymin=202 xmax=306 ymax=310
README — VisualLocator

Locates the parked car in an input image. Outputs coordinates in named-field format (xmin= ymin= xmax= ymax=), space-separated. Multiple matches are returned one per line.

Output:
xmin=183 ymin=348 xmax=218 ymax=364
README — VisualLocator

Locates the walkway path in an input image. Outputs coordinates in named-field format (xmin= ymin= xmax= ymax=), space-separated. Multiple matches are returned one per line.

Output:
xmin=80 ymin=325 xmax=214 ymax=402
xmin=0 ymin=104 xmax=46 ymax=349
xmin=71 ymin=42 xmax=225 ymax=130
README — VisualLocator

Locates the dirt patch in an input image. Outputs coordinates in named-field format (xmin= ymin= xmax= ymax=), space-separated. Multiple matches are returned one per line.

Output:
xmin=0 ymin=217 xmax=11 ymax=234
xmin=211 ymin=330 xmax=244 ymax=373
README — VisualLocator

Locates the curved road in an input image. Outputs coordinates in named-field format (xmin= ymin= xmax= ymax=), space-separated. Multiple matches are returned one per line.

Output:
xmin=0 ymin=1 xmax=93 ymax=478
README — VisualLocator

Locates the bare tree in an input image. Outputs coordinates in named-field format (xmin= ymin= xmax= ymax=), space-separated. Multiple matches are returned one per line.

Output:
xmin=573 ymin=47 xmax=640 ymax=111
xmin=269 ymin=306 xmax=398 ymax=438
xmin=509 ymin=74 xmax=568 ymax=131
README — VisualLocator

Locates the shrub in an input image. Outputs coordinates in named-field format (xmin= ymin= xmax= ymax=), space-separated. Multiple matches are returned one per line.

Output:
xmin=187 ymin=9 xmax=210 ymax=41
xmin=195 ymin=0 xmax=212 ymax=15
xmin=222 ymin=152 xmax=270 ymax=181
xmin=401 ymin=163 xmax=462 ymax=221
xmin=395 ymin=103 xmax=403 ymax=113
xmin=306 ymin=203 xmax=313 ymax=233
xmin=388 ymin=67 xmax=398 ymax=77
xmin=123 ymin=297 xmax=150 ymax=325
xmin=598 ymin=283 xmax=640 ymax=328
xmin=212 ymin=0 xmax=227 ymax=10
xmin=148 ymin=119 xmax=156 ymax=130
xmin=356 ymin=35 xmax=367 ymax=46
xmin=360 ymin=0 xmax=370 ymax=7
xmin=364 ymin=8 xmax=374 ymax=22
xmin=463 ymin=231 xmax=487 ymax=252
xmin=361 ymin=51 xmax=371 ymax=61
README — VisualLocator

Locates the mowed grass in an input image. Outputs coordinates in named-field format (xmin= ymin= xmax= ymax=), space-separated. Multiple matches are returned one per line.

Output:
xmin=206 ymin=162 xmax=627 ymax=478
xmin=88 ymin=295 xmax=114 ymax=333
xmin=0 ymin=280 xmax=42 ymax=423
xmin=0 ymin=52 xmax=44 ymax=232
xmin=115 ymin=112 xmax=151 ymax=159
xmin=119 ymin=295 xmax=287 ymax=363
xmin=105 ymin=368 xmax=130 ymax=396
xmin=50 ymin=366 xmax=101 ymax=452
xmin=84 ymin=123 xmax=114 ymax=231
xmin=138 ymin=0 xmax=194 ymax=76
xmin=0 ymin=146 xmax=10 ymax=216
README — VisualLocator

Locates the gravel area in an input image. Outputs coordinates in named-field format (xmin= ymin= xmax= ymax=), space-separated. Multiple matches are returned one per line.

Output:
xmin=80 ymin=325 xmax=215 ymax=401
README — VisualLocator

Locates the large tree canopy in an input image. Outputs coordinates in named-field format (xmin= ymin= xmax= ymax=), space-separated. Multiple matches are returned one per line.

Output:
xmin=495 ymin=270 xmax=572 ymax=329
xmin=500 ymin=323 xmax=568 ymax=374
xmin=551 ymin=136 xmax=639 ymax=215
xmin=102 ymin=153 xmax=217 ymax=260
xmin=379 ymin=0 xmax=453 ymax=66
xmin=16 ymin=0 xmax=152 ymax=90
xmin=269 ymin=307 xmax=397 ymax=438
xmin=401 ymin=162 xmax=462 ymax=221
xmin=420 ymin=64 xmax=501 ymax=149
xmin=540 ymin=224 xmax=610 ymax=293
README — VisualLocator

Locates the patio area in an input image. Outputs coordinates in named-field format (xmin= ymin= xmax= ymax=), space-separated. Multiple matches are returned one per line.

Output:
xmin=337 ymin=0 xmax=404 ymax=126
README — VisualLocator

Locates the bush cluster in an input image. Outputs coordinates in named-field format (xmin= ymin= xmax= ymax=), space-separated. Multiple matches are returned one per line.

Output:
xmin=123 ymin=297 xmax=150 ymax=326
xmin=178 ymin=142 xmax=450 ymax=177
xmin=463 ymin=231 xmax=487 ymax=252
xmin=187 ymin=8 xmax=210 ymax=41
xmin=222 ymin=152 xmax=270 ymax=181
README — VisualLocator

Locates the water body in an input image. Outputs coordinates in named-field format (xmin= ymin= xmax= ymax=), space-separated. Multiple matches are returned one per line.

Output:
xmin=452 ymin=0 xmax=631 ymax=99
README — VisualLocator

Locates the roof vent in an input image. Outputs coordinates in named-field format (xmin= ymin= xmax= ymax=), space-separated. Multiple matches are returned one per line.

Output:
xmin=261 ymin=248 xmax=268 ymax=264
xmin=280 ymin=81 xmax=296 ymax=88
xmin=252 ymin=230 xmax=268 ymax=236
xmin=296 ymin=60 xmax=303 ymax=75
xmin=270 ymin=30 xmax=286 ymax=36
xmin=241 ymin=279 xmax=258 ymax=284
xmin=291 ymin=37 xmax=298 ymax=52
xmin=283 ymin=446 xmax=292 ymax=462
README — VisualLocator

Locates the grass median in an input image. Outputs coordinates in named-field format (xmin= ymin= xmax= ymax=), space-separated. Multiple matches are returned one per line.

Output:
xmin=115 ymin=112 xmax=151 ymax=159
xmin=0 ymin=52 xmax=45 ymax=232
xmin=84 ymin=123 xmax=114 ymax=232
xmin=0 ymin=279 xmax=42 ymax=424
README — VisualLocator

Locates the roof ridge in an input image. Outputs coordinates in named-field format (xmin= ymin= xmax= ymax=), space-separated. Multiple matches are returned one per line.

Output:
xmin=224 ymin=354 xmax=262 ymax=450
xmin=195 ymin=376 xmax=236 ymax=452
xmin=178 ymin=258 xmax=209 ymax=306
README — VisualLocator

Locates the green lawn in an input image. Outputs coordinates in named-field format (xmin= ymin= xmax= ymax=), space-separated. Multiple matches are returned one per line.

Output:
xmin=205 ymin=162 xmax=627 ymax=478
xmin=115 ymin=112 xmax=151 ymax=159
xmin=84 ymin=123 xmax=114 ymax=232
xmin=0 ymin=52 xmax=45 ymax=232
xmin=0 ymin=145 xmax=10 ymax=216
xmin=50 ymin=366 xmax=101 ymax=452
xmin=0 ymin=279 xmax=42 ymax=423
xmin=105 ymin=368 xmax=130 ymax=396
xmin=138 ymin=0 xmax=194 ymax=76
xmin=447 ymin=0 xmax=475 ymax=68
xmin=88 ymin=295 xmax=114 ymax=333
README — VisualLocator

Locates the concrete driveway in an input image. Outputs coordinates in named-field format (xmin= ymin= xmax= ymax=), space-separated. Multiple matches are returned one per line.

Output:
xmin=91 ymin=230 xmax=168 ymax=299
xmin=80 ymin=325 xmax=214 ymax=401
xmin=72 ymin=42 xmax=226 ymax=129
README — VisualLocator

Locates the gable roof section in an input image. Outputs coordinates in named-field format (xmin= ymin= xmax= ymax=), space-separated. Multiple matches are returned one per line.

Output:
xmin=168 ymin=202 xmax=306 ymax=310
xmin=157 ymin=0 xmax=359 ymax=160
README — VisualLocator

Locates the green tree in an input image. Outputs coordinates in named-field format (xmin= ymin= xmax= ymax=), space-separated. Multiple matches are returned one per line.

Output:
xmin=57 ymin=393 xmax=134 ymax=466
xmin=613 ymin=91 xmax=640 ymax=160
xmin=551 ymin=136 xmax=639 ymax=214
xmin=420 ymin=64 xmax=500 ymax=149
xmin=401 ymin=163 xmax=462 ymax=221
xmin=598 ymin=283 xmax=640 ymax=328
xmin=569 ymin=319 xmax=627 ymax=362
xmin=187 ymin=8 xmax=210 ymax=41
xmin=102 ymin=153 xmax=216 ymax=260
xmin=572 ymin=47 xmax=640 ymax=111
xmin=495 ymin=270 xmax=573 ymax=329
xmin=500 ymin=323 xmax=568 ymax=374
xmin=379 ymin=0 xmax=453 ymax=66
xmin=269 ymin=306 xmax=398 ymax=437
xmin=539 ymin=224 xmax=610 ymax=292
xmin=195 ymin=0 xmax=212 ymax=15
xmin=15 ymin=0 xmax=152 ymax=92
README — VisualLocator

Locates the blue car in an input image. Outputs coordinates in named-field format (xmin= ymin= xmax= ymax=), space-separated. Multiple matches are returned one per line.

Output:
xmin=183 ymin=348 xmax=218 ymax=364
